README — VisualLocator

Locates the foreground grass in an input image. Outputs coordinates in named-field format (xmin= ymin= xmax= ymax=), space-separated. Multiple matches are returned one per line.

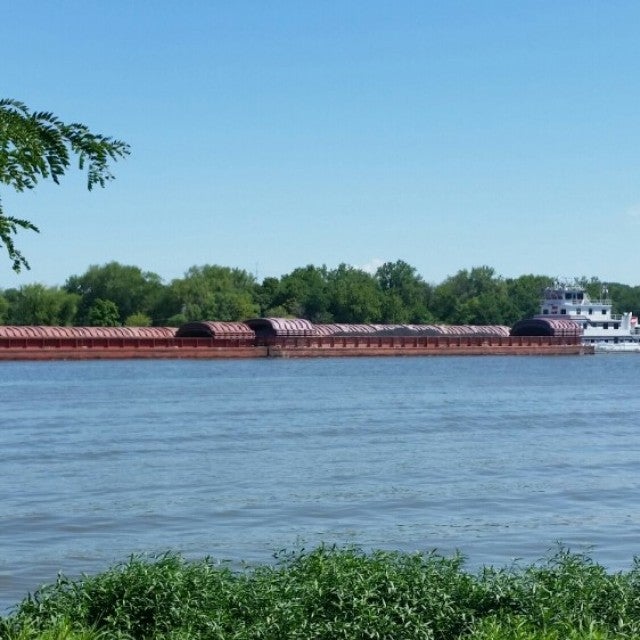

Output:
xmin=3 ymin=547 xmax=640 ymax=640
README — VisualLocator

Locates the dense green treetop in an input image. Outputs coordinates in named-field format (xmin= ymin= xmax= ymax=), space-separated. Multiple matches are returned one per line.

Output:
xmin=265 ymin=265 xmax=332 ymax=322
xmin=375 ymin=259 xmax=433 ymax=323
xmin=0 ymin=98 xmax=129 ymax=272
xmin=2 ymin=284 xmax=79 ymax=325
xmin=0 ymin=292 xmax=8 ymax=324
xmin=504 ymin=274 xmax=555 ymax=323
xmin=124 ymin=312 xmax=152 ymax=327
xmin=328 ymin=263 xmax=383 ymax=323
xmin=87 ymin=298 xmax=120 ymax=327
xmin=430 ymin=266 xmax=517 ymax=325
xmin=164 ymin=265 xmax=260 ymax=325
xmin=64 ymin=262 xmax=163 ymax=325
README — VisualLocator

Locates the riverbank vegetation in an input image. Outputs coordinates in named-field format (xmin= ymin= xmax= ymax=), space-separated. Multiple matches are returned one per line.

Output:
xmin=3 ymin=260 xmax=640 ymax=328
xmin=3 ymin=547 xmax=640 ymax=639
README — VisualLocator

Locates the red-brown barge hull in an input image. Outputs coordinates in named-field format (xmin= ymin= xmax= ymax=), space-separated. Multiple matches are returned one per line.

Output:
xmin=0 ymin=335 xmax=592 ymax=360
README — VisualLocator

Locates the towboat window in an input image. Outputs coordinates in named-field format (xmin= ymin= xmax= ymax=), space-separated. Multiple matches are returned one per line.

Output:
xmin=576 ymin=308 xmax=581 ymax=314
xmin=614 ymin=323 xmax=619 ymax=329
xmin=603 ymin=323 xmax=609 ymax=329
xmin=543 ymin=309 xmax=549 ymax=314
xmin=588 ymin=308 xmax=593 ymax=314
xmin=602 ymin=309 xmax=606 ymax=314
xmin=561 ymin=309 xmax=567 ymax=315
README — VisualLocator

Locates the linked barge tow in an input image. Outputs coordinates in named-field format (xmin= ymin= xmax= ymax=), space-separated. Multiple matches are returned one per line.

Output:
xmin=0 ymin=318 xmax=590 ymax=360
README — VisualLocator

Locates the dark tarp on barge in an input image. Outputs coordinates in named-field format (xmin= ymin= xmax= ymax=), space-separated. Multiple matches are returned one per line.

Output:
xmin=510 ymin=317 xmax=581 ymax=337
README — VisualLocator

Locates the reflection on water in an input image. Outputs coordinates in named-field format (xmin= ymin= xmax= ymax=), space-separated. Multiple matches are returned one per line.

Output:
xmin=2 ymin=355 xmax=640 ymax=611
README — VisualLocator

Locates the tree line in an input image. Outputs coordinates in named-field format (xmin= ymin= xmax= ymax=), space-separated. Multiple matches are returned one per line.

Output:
xmin=2 ymin=260 xmax=639 ymax=327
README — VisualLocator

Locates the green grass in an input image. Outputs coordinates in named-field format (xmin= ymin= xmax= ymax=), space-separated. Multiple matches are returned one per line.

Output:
xmin=3 ymin=547 xmax=640 ymax=640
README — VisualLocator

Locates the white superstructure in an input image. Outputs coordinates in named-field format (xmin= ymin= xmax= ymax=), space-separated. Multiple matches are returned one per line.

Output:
xmin=537 ymin=285 xmax=640 ymax=351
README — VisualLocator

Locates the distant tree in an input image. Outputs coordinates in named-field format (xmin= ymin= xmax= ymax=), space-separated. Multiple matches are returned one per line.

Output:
xmin=165 ymin=312 xmax=188 ymax=327
xmin=328 ymin=264 xmax=383 ymax=323
xmin=149 ymin=286 xmax=184 ymax=326
xmin=431 ymin=266 xmax=516 ymax=325
xmin=4 ymin=283 xmax=79 ymax=325
xmin=87 ymin=298 xmax=120 ymax=326
xmin=124 ymin=312 xmax=152 ymax=327
xmin=0 ymin=291 xmax=8 ymax=323
xmin=0 ymin=99 xmax=129 ymax=272
xmin=505 ymin=274 xmax=554 ymax=322
xmin=274 ymin=265 xmax=332 ymax=321
xmin=167 ymin=265 xmax=259 ymax=321
xmin=255 ymin=277 xmax=282 ymax=316
xmin=375 ymin=260 xmax=433 ymax=323
xmin=65 ymin=262 xmax=164 ymax=325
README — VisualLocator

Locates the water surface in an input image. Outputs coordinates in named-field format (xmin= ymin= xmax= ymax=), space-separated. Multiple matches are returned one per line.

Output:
xmin=2 ymin=355 xmax=639 ymax=612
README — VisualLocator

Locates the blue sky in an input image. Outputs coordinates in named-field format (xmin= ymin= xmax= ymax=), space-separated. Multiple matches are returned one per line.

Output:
xmin=2 ymin=1 xmax=640 ymax=289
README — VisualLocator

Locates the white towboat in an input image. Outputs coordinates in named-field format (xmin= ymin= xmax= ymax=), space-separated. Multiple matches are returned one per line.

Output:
xmin=537 ymin=285 xmax=640 ymax=352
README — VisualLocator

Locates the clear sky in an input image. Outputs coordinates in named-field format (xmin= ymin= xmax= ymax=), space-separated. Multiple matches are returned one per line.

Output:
xmin=2 ymin=1 xmax=639 ymax=289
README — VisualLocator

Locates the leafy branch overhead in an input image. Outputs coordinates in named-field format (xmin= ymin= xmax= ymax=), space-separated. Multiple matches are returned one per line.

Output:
xmin=0 ymin=98 xmax=130 ymax=271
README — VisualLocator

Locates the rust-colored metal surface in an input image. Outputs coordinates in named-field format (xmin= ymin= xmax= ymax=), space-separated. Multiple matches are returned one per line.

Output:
xmin=0 ymin=326 xmax=176 ymax=339
xmin=0 ymin=317 xmax=590 ymax=360
xmin=245 ymin=317 xmax=316 ymax=337
xmin=175 ymin=321 xmax=255 ymax=339
xmin=263 ymin=334 xmax=589 ymax=356
xmin=0 ymin=333 xmax=590 ymax=360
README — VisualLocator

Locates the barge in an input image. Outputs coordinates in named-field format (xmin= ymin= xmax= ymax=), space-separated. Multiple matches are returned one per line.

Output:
xmin=0 ymin=318 xmax=590 ymax=360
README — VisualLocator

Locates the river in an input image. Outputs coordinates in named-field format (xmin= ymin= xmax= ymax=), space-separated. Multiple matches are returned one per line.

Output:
xmin=1 ymin=355 xmax=639 ymax=612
